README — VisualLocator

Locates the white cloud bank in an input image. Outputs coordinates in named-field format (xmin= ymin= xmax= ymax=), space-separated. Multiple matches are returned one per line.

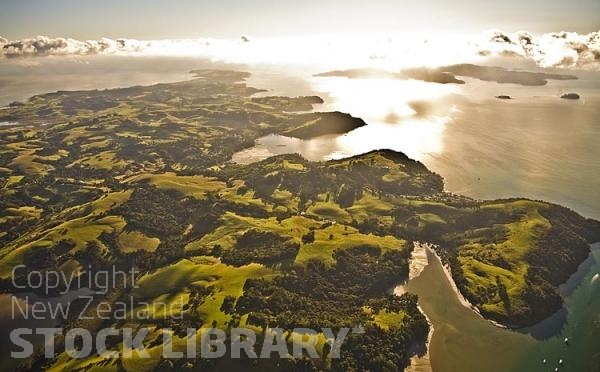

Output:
xmin=1 ymin=30 xmax=599 ymax=70
xmin=0 ymin=35 xmax=147 ymax=57
xmin=477 ymin=30 xmax=600 ymax=70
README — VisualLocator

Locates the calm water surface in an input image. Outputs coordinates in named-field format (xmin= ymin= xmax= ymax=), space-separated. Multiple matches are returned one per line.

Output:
xmin=239 ymin=71 xmax=600 ymax=220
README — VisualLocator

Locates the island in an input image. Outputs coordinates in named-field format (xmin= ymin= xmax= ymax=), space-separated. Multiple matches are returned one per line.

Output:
xmin=560 ymin=93 xmax=580 ymax=100
xmin=315 ymin=64 xmax=578 ymax=86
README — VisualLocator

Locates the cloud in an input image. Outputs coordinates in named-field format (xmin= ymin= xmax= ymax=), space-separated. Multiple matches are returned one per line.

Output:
xmin=477 ymin=29 xmax=600 ymax=70
xmin=0 ymin=35 xmax=145 ymax=58
xmin=1 ymin=31 xmax=599 ymax=71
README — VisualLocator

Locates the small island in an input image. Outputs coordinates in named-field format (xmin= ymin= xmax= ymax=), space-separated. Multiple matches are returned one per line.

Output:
xmin=282 ymin=111 xmax=366 ymax=139
xmin=560 ymin=92 xmax=580 ymax=100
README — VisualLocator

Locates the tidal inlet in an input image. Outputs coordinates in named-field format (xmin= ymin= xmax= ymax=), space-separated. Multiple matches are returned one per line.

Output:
xmin=0 ymin=1 xmax=599 ymax=371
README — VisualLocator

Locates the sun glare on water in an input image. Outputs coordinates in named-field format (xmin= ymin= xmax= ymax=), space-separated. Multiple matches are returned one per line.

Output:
xmin=234 ymin=69 xmax=463 ymax=164
xmin=311 ymin=75 xmax=460 ymax=161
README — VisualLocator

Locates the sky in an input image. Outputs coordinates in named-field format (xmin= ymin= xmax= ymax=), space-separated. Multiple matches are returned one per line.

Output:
xmin=1 ymin=0 xmax=599 ymax=40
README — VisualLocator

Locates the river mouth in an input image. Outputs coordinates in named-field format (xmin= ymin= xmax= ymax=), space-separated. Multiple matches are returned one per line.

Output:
xmin=395 ymin=242 xmax=600 ymax=372
xmin=394 ymin=242 xmax=434 ymax=371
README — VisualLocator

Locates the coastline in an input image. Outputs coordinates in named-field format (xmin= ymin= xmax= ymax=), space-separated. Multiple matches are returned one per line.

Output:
xmin=559 ymin=242 xmax=600 ymax=297
xmin=517 ymin=241 xmax=600 ymax=339
xmin=426 ymin=242 xmax=600 ymax=331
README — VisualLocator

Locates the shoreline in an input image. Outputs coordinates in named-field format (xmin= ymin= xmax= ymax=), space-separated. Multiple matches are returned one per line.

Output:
xmin=406 ymin=303 xmax=433 ymax=372
xmin=517 ymin=241 xmax=600 ymax=338
xmin=424 ymin=244 xmax=509 ymax=329
xmin=396 ymin=242 xmax=433 ymax=371
xmin=391 ymin=242 xmax=435 ymax=372
xmin=398 ymin=241 xmax=500 ymax=326
xmin=426 ymin=241 xmax=600 ymax=331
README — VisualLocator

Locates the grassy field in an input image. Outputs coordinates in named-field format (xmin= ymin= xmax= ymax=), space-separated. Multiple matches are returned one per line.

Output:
xmin=117 ymin=231 xmax=161 ymax=253
xmin=133 ymin=257 xmax=277 ymax=327
xmin=373 ymin=309 xmax=407 ymax=330
xmin=0 ymin=190 xmax=132 ymax=278
xmin=3 ymin=175 xmax=24 ymax=188
xmin=346 ymin=191 xmax=394 ymax=222
xmin=295 ymin=224 xmax=406 ymax=265
xmin=126 ymin=172 xmax=226 ymax=199
xmin=68 ymin=150 xmax=129 ymax=170
xmin=306 ymin=200 xmax=352 ymax=223
xmin=455 ymin=200 xmax=552 ymax=318
xmin=185 ymin=213 xmax=319 ymax=253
